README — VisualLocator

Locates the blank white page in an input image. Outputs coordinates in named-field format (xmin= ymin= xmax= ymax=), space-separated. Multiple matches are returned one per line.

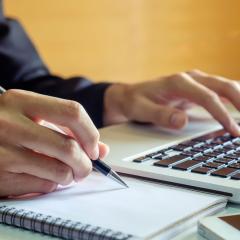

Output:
xmin=1 ymin=172 xmax=226 ymax=239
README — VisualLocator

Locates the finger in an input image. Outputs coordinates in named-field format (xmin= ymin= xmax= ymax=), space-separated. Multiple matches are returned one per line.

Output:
xmin=188 ymin=70 xmax=240 ymax=111
xmin=166 ymin=99 xmax=196 ymax=110
xmin=129 ymin=96 xmax=188 ymax=129
xmin=43 ymin=122 xmax=107 ymax=161
xmin=1 ymin=89 xmax=100 ymax=160
xmin=40 ymin=122 xmax=109 ymax=165
xmin=170 ymin=73 xmax=240 ymax=136
xmin=0 ymin=113 xmax=92 ymax=181
xmin=0 ymin=144 xmax=74 ymax=185
xmin=98 ymin=141 xmax=109 ymax=160
xmin=0 ymin=172 xmax=57 ymax=198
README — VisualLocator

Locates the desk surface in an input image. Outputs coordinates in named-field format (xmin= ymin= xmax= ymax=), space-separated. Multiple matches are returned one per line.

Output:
xmin=0 ymin=203 xmax=239 ymax=240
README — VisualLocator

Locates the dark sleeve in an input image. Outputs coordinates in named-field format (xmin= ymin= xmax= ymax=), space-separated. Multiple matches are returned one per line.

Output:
xmin=0 ymin=1 xmax=111 ymax=128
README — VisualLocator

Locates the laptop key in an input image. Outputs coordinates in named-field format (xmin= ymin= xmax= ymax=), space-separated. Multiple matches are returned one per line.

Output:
xmin=211 ymin=168 xmax=237 ymax=178
xmin=231 ymin=173 xmax=240 ymax=180
xmin=182 ymin=151 xmax=202 ymax=157
xmin=146 ymin=152 xmax=160 ymax=158
xmin=133 ymin=157 xmax=151 ymax=163
xmin=204 ymin=152 xmax=222 ymax=158
xmin=153 ymin=155 xmax=164 ymax=160
xmin=233 ymin=140 xmax=240 ymax=146
xmin=153 ymin=155 xmax=189 ymax=168
xmin=191 ymin=167 xmax=212 ymax=174
xmin=172 ymin=145 xmax=192 ymax=151
xmin=232 ymin=137 xmax=240 ymax=142
xmin=213 ymin=148 xmax=229 ymax=154
xmin=229 ymin=163 xmax=240 ymax=169
xmin=181 ymin=141 xmax=205 ymax=148
xmin=191 ymin=133 xmax=216 ymax=142
xmin=211 ymin=138 xmax=224 ymax=145
xmin=192 ymin=146 xmax=212 ymax=153
xmin=225 ymin=153 xmax=240 ymax=159
xmin=214 ymin=157 xmax=234 ymax=164
xmin=203 ymin=162 xmax=224 ymax=169
xmin=221 ymin=135 xmax=235 ymax=142
xmin=172 ymin=160 xmax=200 ymax=170
xmin=223 ymin=144 xmax=236 ymax=150
xmin=193 ymin=155 xmax=213 ymax=162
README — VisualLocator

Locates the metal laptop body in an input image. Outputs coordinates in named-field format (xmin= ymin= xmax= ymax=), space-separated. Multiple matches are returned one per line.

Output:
xmin=100 ymin=107 xmax=240 ymax=203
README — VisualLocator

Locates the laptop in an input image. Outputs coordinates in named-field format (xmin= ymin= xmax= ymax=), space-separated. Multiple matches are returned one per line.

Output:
xmin=100 ymin=106 xmax=240 ymax=203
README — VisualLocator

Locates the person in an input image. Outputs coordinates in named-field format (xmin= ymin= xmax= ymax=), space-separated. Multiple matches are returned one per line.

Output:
xmin=1 ymin=1 xmax=240 ymax=198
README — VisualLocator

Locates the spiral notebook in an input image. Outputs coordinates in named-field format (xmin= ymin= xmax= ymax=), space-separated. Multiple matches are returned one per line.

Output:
xmin=0 ymin=172 xmax=227 ymax=240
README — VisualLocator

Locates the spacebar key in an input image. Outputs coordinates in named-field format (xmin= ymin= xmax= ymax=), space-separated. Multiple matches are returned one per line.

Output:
xmin=154 ymin=155 xmax=189 ymax=168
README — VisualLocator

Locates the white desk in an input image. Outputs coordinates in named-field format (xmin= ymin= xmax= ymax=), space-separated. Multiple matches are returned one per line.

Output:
xmin=0 ymin=203 xmax=239 ymax=240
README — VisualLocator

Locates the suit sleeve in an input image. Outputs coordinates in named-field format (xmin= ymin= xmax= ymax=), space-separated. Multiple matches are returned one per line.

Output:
xmin=0 ymin=3 xmax=111 ymax=128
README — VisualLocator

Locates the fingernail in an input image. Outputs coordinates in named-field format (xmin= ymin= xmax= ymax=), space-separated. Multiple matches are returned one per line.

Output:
xmin=170 ymin=112 xmax=186 ymax=128
xmin=91 ymin=146 xmax=99 ymax=160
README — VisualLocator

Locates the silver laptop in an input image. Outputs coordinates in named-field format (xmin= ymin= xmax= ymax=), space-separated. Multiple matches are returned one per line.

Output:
xmin=100 ymin=106 xmax=240 ymax=203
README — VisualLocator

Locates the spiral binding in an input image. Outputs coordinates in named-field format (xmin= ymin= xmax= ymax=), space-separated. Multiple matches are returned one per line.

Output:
xmin=0 ymin=205 xmax=136 ymax=240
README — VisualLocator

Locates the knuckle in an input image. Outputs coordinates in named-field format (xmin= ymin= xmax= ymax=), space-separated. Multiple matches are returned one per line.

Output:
xmin=62 ymin=138 xmax=80 ymax=158
xmin=167 ymin=72 xmax=187 ymax=84
xmin=3 ymin=89 xmax=19 ymax=98
xmin=66 ymin=100 xmax=84 ymax=120
xmin=176 ymin=72 xmax=187 ymax=79
xmin=0 ymin=112 xmax=15 ymax=138
xmin=203 ymin=92 xmax=219 ymax=105
xmin=225 ymin=80 xmax=239 ymax=92
xmin=165 ymin=75 xmax=177 ymax=86
xmin=0 ymin=89 xmax=20 ymax=105
xmin=56 ymin=164 xmax=73 ymax=185
xmin=187 ymin=69 xmax=202 ymax=75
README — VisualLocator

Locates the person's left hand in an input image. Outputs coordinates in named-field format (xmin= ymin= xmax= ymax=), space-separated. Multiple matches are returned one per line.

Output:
xmin=104 ymin=69 xmax=240 ymax=136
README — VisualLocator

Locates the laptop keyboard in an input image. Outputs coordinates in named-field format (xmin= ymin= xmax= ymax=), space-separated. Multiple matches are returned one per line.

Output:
xmin=133 ymin=129 xmax=240 ymax=180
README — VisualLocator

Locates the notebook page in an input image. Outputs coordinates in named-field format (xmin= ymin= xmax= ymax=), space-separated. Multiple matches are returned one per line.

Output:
xmin=1 ymin=172 xmax=226 ymax=239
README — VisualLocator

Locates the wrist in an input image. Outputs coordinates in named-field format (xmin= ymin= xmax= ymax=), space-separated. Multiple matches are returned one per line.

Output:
xmin=103 ymin=83 xmax=130 ymax=126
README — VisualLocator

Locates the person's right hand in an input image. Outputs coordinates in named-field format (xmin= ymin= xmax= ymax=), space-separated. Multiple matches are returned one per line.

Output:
xmin=0 ymin=89 xmax=109 ymax=198
xmin=104 ymin=70 xmax=240 ymax=136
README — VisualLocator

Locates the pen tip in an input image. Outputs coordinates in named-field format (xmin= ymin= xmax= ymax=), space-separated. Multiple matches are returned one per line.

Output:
xmin=109 ymin=170 xmax=129 ymax=188
xmin=120 ymin=181 xmax=129 ymax=188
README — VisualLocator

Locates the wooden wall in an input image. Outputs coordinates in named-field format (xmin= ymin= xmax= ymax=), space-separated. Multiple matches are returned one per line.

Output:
xmin=4 ymin=0 xmax=240 ymax=83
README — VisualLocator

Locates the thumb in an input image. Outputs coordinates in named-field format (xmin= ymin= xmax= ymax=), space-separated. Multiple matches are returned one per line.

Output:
xmin=133 ymin=97 xmax=188 ymax=129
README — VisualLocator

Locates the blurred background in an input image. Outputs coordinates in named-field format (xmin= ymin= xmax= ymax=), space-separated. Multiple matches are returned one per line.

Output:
xmin=5 ymin=0 xmax=240 ymax=83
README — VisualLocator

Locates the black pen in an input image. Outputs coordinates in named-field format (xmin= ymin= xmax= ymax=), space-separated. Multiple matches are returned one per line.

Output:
xmin=92 ymin=160 xmax=128 ymax=188
xmin=0 ymin=86 xmax=128 ymax=188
